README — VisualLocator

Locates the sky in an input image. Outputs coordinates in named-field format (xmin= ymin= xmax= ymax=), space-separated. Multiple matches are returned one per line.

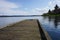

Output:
xmin=0 ymin=0 xmax=60 ymax=15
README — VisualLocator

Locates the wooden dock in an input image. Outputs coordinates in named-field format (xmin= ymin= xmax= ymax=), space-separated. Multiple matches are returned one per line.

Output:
xmin=0 ymin=19 xmax=51 ymax=40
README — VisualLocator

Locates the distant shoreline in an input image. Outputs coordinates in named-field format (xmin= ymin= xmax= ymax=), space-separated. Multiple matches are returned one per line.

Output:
xmin=42 ymin=14 xmax=60 ymax=16
xmin=0 ymin=15 xmax=41 ymax=17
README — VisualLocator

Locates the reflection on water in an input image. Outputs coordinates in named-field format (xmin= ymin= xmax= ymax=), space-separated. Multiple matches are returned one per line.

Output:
xmin=43 ymin=16 xmax=60 ymax=40
xmin=48 ymin=16 xmax=60 ymax=29
xmin=0 ymin=16 xmax=60 ymax=40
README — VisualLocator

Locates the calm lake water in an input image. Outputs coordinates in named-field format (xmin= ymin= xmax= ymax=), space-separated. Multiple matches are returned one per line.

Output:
xmin=0 ymin=16 xmax=60 ymax=40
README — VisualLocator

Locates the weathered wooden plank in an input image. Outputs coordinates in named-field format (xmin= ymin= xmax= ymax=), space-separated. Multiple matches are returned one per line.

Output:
xmin=0 ymin=19 xmax=41 ymax=40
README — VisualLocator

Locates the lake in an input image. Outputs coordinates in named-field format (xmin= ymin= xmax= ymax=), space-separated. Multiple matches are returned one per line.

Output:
xmin=0 ymin=16 xmax=60 ymax=40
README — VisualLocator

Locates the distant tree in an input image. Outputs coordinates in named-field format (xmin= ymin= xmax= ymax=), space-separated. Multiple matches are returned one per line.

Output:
xmin=48 ymin=9 xmax=52 ymax=14
xmin=42 ymin=4 xmax=60 ymax=16
xmin=48 ymin=9 xmax=51 ymax=13
xmin=54 ymin=4 xmax=59 ymax=10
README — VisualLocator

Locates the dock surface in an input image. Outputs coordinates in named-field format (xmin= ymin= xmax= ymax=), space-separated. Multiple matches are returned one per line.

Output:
xmin=0 ymin=19 xmax=41 ymax=40
xmin=0 ymin=19 xmax=51 ymax=40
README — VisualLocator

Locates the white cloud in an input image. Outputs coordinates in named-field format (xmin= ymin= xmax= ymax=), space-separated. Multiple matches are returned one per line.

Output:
xmin=0 ymin=0 xmax=50 ymax=15
xmin=0 ymin=1 xmax=19 ymax=8
xmin=55 ymin=0 xmax=60 ymax=2
xmin=31 ymin=7 xmax=49 ymax=15
xmin=48 ymin=0 xmax=60 ymax=9
xmin=32 ymin=0 xmax=60 ymax=15
xmin=0 ymin=0 xmax=28 ymax=15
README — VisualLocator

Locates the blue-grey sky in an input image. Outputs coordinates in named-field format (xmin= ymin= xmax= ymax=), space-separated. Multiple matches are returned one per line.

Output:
xmin=0 ymin=0 xmax=60 ymax=15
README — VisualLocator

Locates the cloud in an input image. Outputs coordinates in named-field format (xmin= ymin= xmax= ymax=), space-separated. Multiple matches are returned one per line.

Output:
xmin=0 ymin=0 xmax=19 ymax=8
xmin=0 ymin=0 xmax=49 ymax=15
xmin=48 ymin=0 xmax=60 ymax=9
xmin=31 ymin=0 xmax=60 ymax=15
xmin=0 ymin=0 xmax=28 ymax=15
xmin=31 ymin=7 xmax=49 ymax=15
